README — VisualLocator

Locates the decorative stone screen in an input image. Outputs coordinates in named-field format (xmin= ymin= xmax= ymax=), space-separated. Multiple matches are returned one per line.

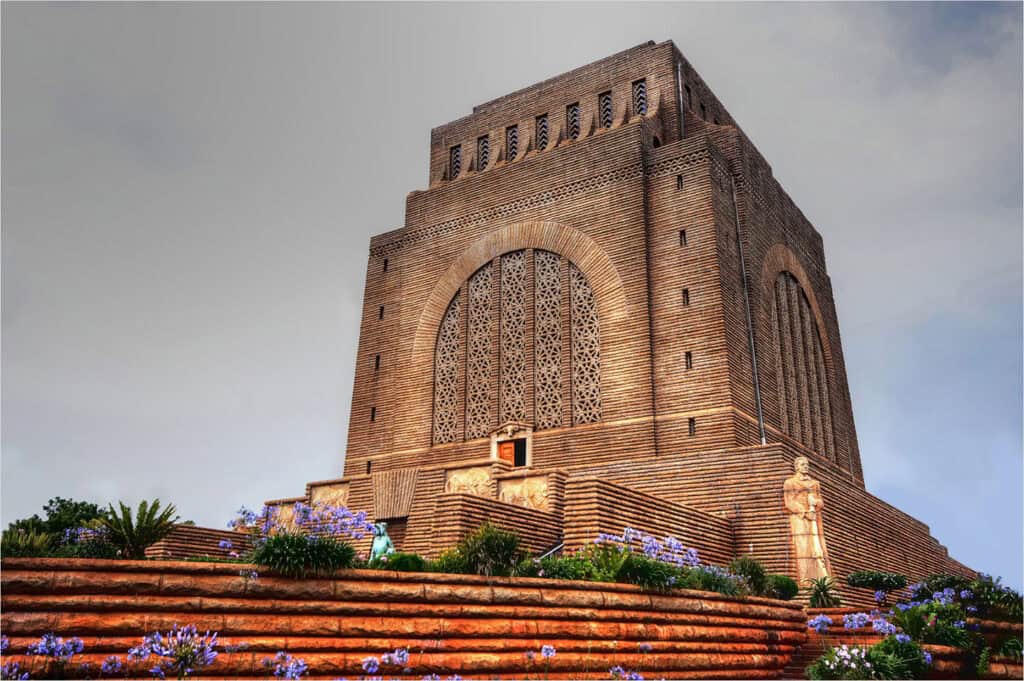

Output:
xmin=770 ymin=272 xmax=836 ymax=462
xmin=432 ymin=249 xmax=601 ymax=444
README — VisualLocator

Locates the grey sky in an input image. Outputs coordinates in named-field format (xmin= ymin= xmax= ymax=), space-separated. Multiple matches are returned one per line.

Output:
xmin=3 ymin=2 xmax=1021 ymax=586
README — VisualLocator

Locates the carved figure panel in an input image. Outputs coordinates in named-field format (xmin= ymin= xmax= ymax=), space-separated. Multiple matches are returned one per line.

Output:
xmin=498 ymin=476 xmax=549 ymax=510
xmin=783 ymin=456 xmax=832 ymax=583
xmin=433 ymin=293 xmax=462 ymax=444
xmin=444 ymin=466 xmax=492 ymax=497
xmin=310 ymin=483 xmax=350 ymax=508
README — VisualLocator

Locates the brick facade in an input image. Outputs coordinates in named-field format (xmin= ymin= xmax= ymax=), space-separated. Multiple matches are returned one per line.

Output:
xmin=267 ymin=40 xmax=971 ymax=592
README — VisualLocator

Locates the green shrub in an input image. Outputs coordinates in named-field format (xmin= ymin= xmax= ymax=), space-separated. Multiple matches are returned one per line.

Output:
xmin=615 ymin=553 xmax=683 ymax=591
xmin=101 ymin=499 xmax=179 ymax=559
xmin=806 ymin=576 xmax=842 ymax=608
xmin=1 ymin=529 xmax=55 ymax=557
xmin=890 ymin=600 xmax=975 ymax=649
xmin=6 ymin=496 xmax=109 ymax=537
xmin=846 ymin=570 xmax=907 ymax=593
xmin=807 ymin=638 xmax=929 ymax=680
xmin=918 ymin=573 xmax=971 ymax=595
xmin=729 ymin=555 xmax=767 ymax=595
xmin=371 ymin=551 xmax=427 ymax=572
xmin=806 ymin=644 xmax=875 ymax=679
xmin=967 ymin=574 xmax=1023 ymax=621
xmin=678 ymin=565 xmax=745 ymax=596
xmin=454 ymin=523 xmax=525 ymax=577
xmin=765 ymin=574 xmax=799 ymax=600
xmin=998 ymin=637 xmax=1022 ymax=661
xmin=579 ymin=542 xmax=629 ymax=582
xmin=251 ymin=533 xmax=356 ymax=578
xmin=428 ymin=548 xmax=467 ymax=574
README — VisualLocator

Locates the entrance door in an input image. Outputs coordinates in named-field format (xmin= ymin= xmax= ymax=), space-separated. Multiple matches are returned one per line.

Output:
xmin=498 ymin=440 xmax=516 ymax=465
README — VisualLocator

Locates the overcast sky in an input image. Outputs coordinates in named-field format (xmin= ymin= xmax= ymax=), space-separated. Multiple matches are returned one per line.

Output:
xmin=3 ymin=2 xmax=1021 ymax=587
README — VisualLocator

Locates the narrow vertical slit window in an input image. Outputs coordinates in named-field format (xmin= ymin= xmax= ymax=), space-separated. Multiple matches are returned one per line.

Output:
xmin=382 ymin=258 xmax=388 ymax=273
xmin=449 ymin=145 xmax=461 ymax=179
xmin=679 ymin=229 xmax=687 ymax=246
xmin=374 ymin=354 xmax=380 ymax=371
xmin=599 ymin=91 xmax=613 ymax=128
xmin=685 ymin=351 xmax=693 ymax=369
xmin=505 ymin=125 xmax=518 ymax=160
xmin=700 ymin=103 xmax=707 ymax=120
xmin=676 ymin=174 xmax=684 ymax=190
xmin=535 ymin=114 xmax=549 ymax=150
xmin=370 ymin=406 xmax=376 ymax=422
xmin=477 ymin=135 xmax=489 ymax=171
xmin=688 ymin=417 xmax=697 ymax=436
xmin=682 ymin=289 xmax=690 ymax=306
xmin=566 ymin=102 xmax=580 ymax=140
xmin=684 ymin=84 xmax=692 ymax=108
xmin=366 ymin=461 xmax=372 ymax=474
xmin=632 ymin=79 xmax=647 ymax=116
xmin=378 ymin=305 xmax=384 ymax=319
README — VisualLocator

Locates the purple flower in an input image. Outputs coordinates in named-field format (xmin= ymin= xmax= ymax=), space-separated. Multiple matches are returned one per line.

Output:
xmin=610 ymin=666 xmax=626 ymax=679
xmin=129 ymin=624 xmax=217 ymax=678
xmin=959 ymin=589 xmax=973 ymax=600
xmin=0 ymin=636 xmax=8 ymax=654
xmin=27 ymin=633 xmax=84 ymax=660
xmin=524 ymin=650 xmax=535 ymax=661
xmin=923 ymin=651 xmax=933 ymax=666
xmin=101 ymin=656 xmax=123 ymax=675
xmin=541 ymin=645 xmax=556 ymax=659
xmin=842 ymin=612 xmax=871 ymax=629
xmin=872 ymin=618 xmax=897 ymax=636
xmin=638 ymin=642 xmax=653 ymax=653
xmin=361 ymin=657 xmax=379 ymax=674
xmin=422 ymin=676 xmax=441 ymax=681
xmin=895 ymin=633 xmax=912 ymax=644
xmin=264 ymin=652 xmax=308 ymax=679
xmin=953 ymin=620 xmax=965 ymax=629
xmin=218 ymin=539 xmax=233 ymax=551
xmin=0 ymin=662 xmax=30 ymax=680
xmin=873 ymin=590 xmax=887 ymax=604
xmin=807 ymin=614 xmax=832 ymax=634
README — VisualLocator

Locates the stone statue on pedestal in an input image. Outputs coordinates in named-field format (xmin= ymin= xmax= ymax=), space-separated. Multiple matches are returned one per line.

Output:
xmin=784 ymin=456 xmax=832 ymax=583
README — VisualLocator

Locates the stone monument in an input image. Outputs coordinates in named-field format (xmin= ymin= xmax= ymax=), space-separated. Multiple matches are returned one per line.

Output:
xmin=784 ymin=456 xmax=832 ymax=583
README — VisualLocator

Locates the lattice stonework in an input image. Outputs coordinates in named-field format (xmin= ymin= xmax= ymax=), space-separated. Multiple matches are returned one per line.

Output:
xmin=570 ymin=263 xmax=602 ymax=424
xmin=500 ymin=250 xmax=527 ymax=423
xmin=534 ymin=250 xmax=563 ymax=429
xmin=432 ymin=293 xmax=462 ymax=444
xmin=465 ymin=265 xmax=494 ymax=439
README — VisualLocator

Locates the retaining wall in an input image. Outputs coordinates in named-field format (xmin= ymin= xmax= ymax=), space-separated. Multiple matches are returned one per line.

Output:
xmin=1 ymin=557 xmax=807 ymax=679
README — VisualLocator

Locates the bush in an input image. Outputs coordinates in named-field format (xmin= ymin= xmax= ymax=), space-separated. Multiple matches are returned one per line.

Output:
xmin=806 ymin=644 xmax=874 ymax=679
xmin=846 ymin=570 xmax=907 ymax=593
xmin=967 ymin=574 xmax=1023 ymax=621
xmin=371 ymin=551 xmax=427 ymax=572
xmin=454 ymin=523 xmax=525 ymax=577
xmin=917 ymin=573 xmax=971 ymax=596
xmin=615 ymin=553 xmax=682 ymax=591
xmin=765 ymin=574 xmax=799 ymax=600
xmin=729 ymin=555 xmax=767 ymax=595
xmin=807 ymin=576 xmax=842 ymax=608
xmin=867 ymin=636 xmax=930 ymax=679
xmin=428 ymin=549 xmax=467 ymax=574
xmin=101 ymin=499 xmax=179 ymax=559
xmin=251 ymin=533 xmax=356 ymax=578
xmin=890 ymin=600 xmax=975 ymax=649
xmin=56 ymin=526 xmax=120 ymax=559
xmin=998 ymin=637 xmax=1022 ymax=661
xmin=678 ymin=565 xmax=746 ymax=596
xmin=1 ymin=529 xmax=55 ymax=557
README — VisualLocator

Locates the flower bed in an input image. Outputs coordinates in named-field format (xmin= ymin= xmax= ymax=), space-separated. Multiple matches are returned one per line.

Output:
xmin=0 ymin=557 xmax=807 ymax=679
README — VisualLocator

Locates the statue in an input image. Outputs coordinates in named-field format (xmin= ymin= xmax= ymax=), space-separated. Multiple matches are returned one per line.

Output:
xmin=369 ymin=521 xmax=395 ymax=561
xmin=783 ymin=456 xmax=832 ymax=583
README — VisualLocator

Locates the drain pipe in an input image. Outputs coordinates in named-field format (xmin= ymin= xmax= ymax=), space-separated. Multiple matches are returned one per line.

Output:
xmin=730 ymin=175 xmax=766 ymax=445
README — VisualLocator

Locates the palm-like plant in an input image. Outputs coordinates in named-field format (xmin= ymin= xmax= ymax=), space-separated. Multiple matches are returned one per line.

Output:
xmin=806 ymin=576 xmax=842 ymax=608
xmin=101 ymin=499 xmax=179 ymax=559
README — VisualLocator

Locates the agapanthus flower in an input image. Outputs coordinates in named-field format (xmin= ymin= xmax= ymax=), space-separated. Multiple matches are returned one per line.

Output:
xmin=1 ymin=635 xmax=9 ymax=653
xmin=807 ymin=614 xmax=832 ymax=634
xmin=0 ymin=662 xmax=29 ymax=680
xmin=422 ymin=675 xmax=441 ymax=681
xmin=873 ymin=590 xmax=887 ymax=604
xmin=27 ymin=633 xmax=84 ymax=660
xmin=842 ymin=612 xmax=871 ymax=629
xmin=959 ymin=589 xmax=973 ymax=600
xmin=952 ymin=620 xmax=965 ymax=629
xmin=218 ymin=539 xmax=233 ymax=551
xmin=923 ymin=651 xmax=933 ymax=666
xmin=524 ymin=650 xmax=535 ymax=661
xmin=101 ymin=656 xmax=123 ymax=675
xmin=541 ymin=645 xmax=556 ymax=659
xmin=638 ymin=642 xmax=653 ymax=653
xmin=128 ymin=624 xmax=218 ymax=679
xmin=263 ymin=651 xmax=308 ymax=679
xmin=871 ymin=618 xmax=897 ymax=635
xmin=361 ymin=657 xmax=379 ymax=674
xmin=895 ymin=633 xmax=912 ymax=644
xmin=609 ymin=666 xmax=626 ymax=678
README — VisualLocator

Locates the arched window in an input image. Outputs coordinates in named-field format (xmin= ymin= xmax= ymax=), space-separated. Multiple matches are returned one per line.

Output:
xmin=432 ymin=249 xmax=601 ymax=444
xmin=769 ymin=272 xmax=836 ymax=461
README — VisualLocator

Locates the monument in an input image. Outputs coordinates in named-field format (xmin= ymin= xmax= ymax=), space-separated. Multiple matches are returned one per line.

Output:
xmin=266 ymin=40 xmax=972 ymax=598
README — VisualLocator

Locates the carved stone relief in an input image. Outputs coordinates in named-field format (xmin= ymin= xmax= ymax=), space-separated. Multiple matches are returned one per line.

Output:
xmin=498 ymin=476 xmax=549 ymax=511
xmin=444 ymin=466 xmax=492 ymax=497
xmin=310 ymin=483 xmax=350 ymax=508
